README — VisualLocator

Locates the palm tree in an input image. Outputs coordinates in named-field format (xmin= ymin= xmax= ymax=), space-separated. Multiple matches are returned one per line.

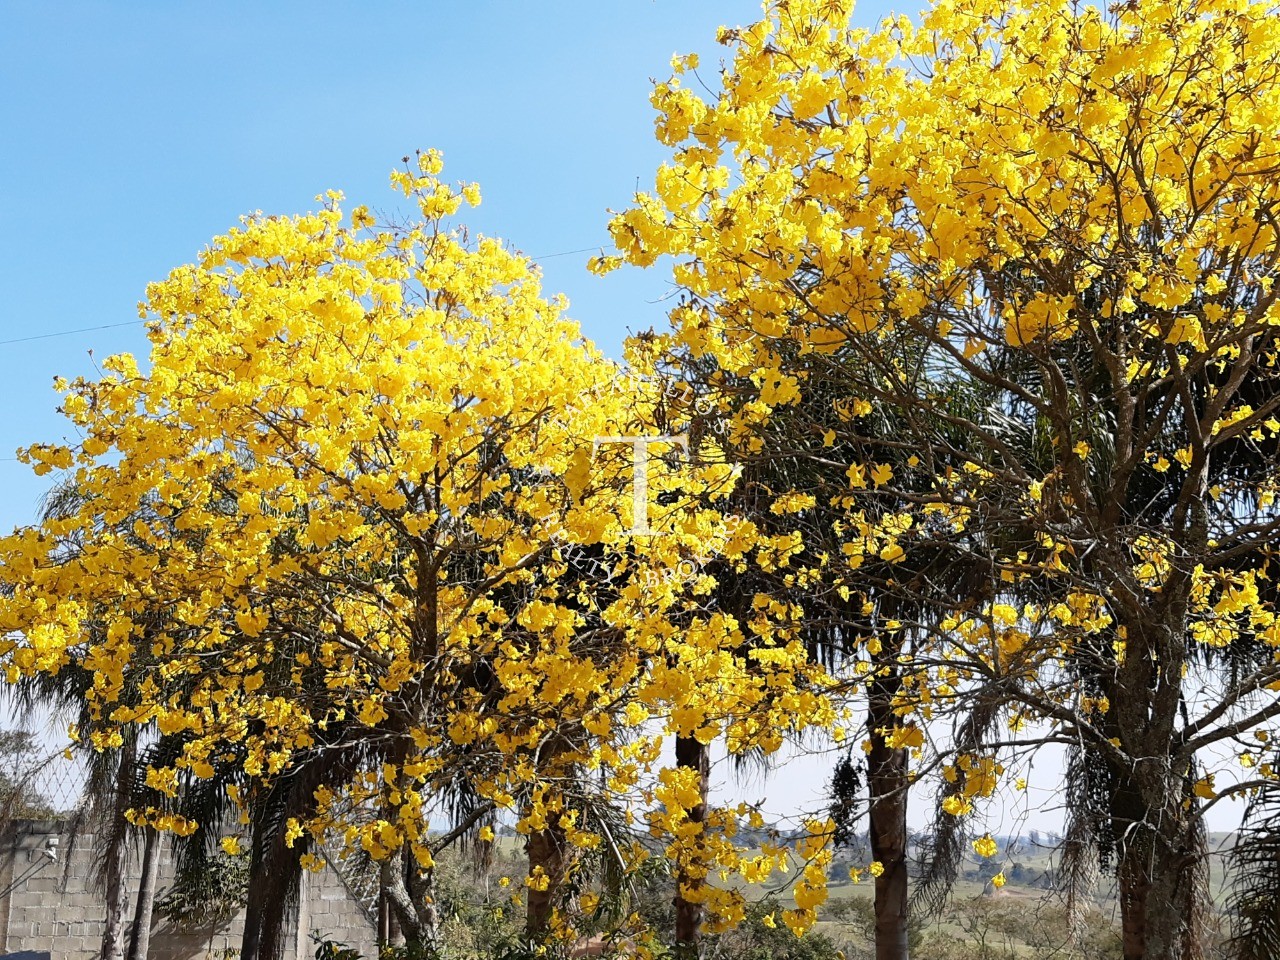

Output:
xmin=657 ymin=326 xmax=991 ymax=960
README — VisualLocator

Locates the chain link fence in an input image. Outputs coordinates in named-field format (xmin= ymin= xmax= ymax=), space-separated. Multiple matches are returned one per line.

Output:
xmin=0 ymin=740 xmax=85 ymax=831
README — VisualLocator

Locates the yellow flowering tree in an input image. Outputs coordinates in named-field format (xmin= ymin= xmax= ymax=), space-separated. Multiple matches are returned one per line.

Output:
xmin=0 ymin=154 xmax=666 ymax=951
xmin=600 ymin=1 xmax=1280 ymax=957
xmin=0 ymin=151 xmax=849 ymax=955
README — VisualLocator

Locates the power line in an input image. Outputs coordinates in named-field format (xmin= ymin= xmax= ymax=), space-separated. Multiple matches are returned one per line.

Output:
xmin=530 ymin=246 xmax=601 ymax=261
xmin=0 ymin=321 xmax=142 ymax=348
xmin=0 ymin=245 xmax=606 ymax=350
xmin=0 ymin=244 xmax=607 ymax=465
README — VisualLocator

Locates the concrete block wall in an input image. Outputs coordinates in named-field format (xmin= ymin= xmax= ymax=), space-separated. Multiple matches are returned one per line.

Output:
xmin=0 ymin=821 xmax=378 ymax=960
xmin=297 ymin=860 xmax=384 ymax=956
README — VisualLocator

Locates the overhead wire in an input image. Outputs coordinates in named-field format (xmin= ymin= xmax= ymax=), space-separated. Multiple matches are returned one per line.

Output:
xmin=0 ymin=243 xmax=610 ymax=463
xmin=0 ymin=245 xmax=606 ymax=350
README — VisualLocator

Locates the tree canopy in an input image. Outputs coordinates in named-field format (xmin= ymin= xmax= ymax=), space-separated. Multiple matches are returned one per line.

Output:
xmin=5 ymin=1 xmax=1280 ymax=958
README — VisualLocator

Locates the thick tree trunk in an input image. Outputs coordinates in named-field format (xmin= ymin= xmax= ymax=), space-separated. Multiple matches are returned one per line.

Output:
xmin=526 ymin=820 xmax=570 ymax=939
xmin=1126 ymin=817 xmax=1207 ymax=960
xmin=407 ymin=852 xmax=441 ymax=948
xmin=1118 ymin=831 xmax=1195 ymax=960
xmin=1143 ymin=862 xmax=1185 ymax=960
xmin=868 ymin=655 xmax=910 ymax=960
xmin=241 ymin=807 xmax=304 ymax=960
xmin=1110 ymin=753 xmax=1208 ymax=960
xmin=378 ymin=860 xmax=405 ymax=948
xmin=240 ymin=831 xmax=268 ymax=960
xmin=382 ymin=847 xmax=437 ymax=947
xmin=673 ymin=734 xmax=711 ymax=959
xmin=1178 ymin=816 xmax=1211 ymax=960
xmin=256 ymin=863 xmax=300 ymax=960
xmin=1105 ymin=607 xmax=1207 ymax=960
xmin=1117 ymin=852 xmax=1150 ymax=960
xmin=126 ymin=826 xmax=161 ymax=960
xmin=241 ymin=858 xmax=301 ymax=960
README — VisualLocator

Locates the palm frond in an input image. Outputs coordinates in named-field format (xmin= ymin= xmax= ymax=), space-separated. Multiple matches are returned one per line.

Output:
xmin=1057 ymin=745 xmax=1101 ymax=947
xmin=911 ymin=693 xmax=1001 ymax=919
xmin=1225 ymin=772 xmax=1280 ymax=960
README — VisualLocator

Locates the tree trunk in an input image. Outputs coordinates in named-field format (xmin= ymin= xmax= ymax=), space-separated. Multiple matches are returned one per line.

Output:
xmin=100 ymin=739 xmax=137 ymax=960
xmin=1178 ymin=815 xmax=1211 ymax=960
xmin=241 ymin=804 xmax=304 ymax=960
xmin=1117 ymin=850 xmax=1151 ymax=960
xmin=526 ymin=820 xmax=570 ymax=939
xmin=1104 ymin=608 xmax=1208 ymax=960
xmin=868 ymin=653 xmax=910 ymax=960
xmin=1127 ymin=816 xmax=1206 ymax=960
xmin=1118 ymin=831 xmax=1195 ymax=960
xmin=1110 ymin=756 xmax=1208 ymax=960
xmin=99 ymin=823 xmax=129 ymax=960
xmin=241 ymin=852 xmax=302 ymax=960
xmin=407 ymin=851 xmax=441 ymax=949
xmin=382 ymin=847 xmax=437 ymax=947
xmin=126 ymin=825 xmax=161 ymax=960
xmin=240 ymin=829 xmax=268 ymax=960
xmin=673 ymin=734 xmax=711 ymax=960
xmin=378 ymin=859 xmax=405 ymax=948
xmin=257 ymin=875 xmax=300 ymax=960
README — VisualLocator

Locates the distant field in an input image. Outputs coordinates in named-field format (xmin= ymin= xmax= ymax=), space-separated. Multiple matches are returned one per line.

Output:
xmin=478 ymin=826 xmax=1244 ymax=958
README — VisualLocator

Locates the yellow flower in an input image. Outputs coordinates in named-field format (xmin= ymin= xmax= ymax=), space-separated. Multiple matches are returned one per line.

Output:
xmin=782 ymin=908 xmax=815 ymax=937
xmin=526 ymin=872 xmax=551 ymax=892
xmin=991 ymin=872 xmax=1006 ymax=889
xmin=350 ymin=205 xmax=374 ymax=229
xmin=868 ymin=860 xmax=885 ymax=877
xmin=973 ymin=834 xmax=998 ymax=858
xmin=220 ymin=836 xmax=242 ymax=856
